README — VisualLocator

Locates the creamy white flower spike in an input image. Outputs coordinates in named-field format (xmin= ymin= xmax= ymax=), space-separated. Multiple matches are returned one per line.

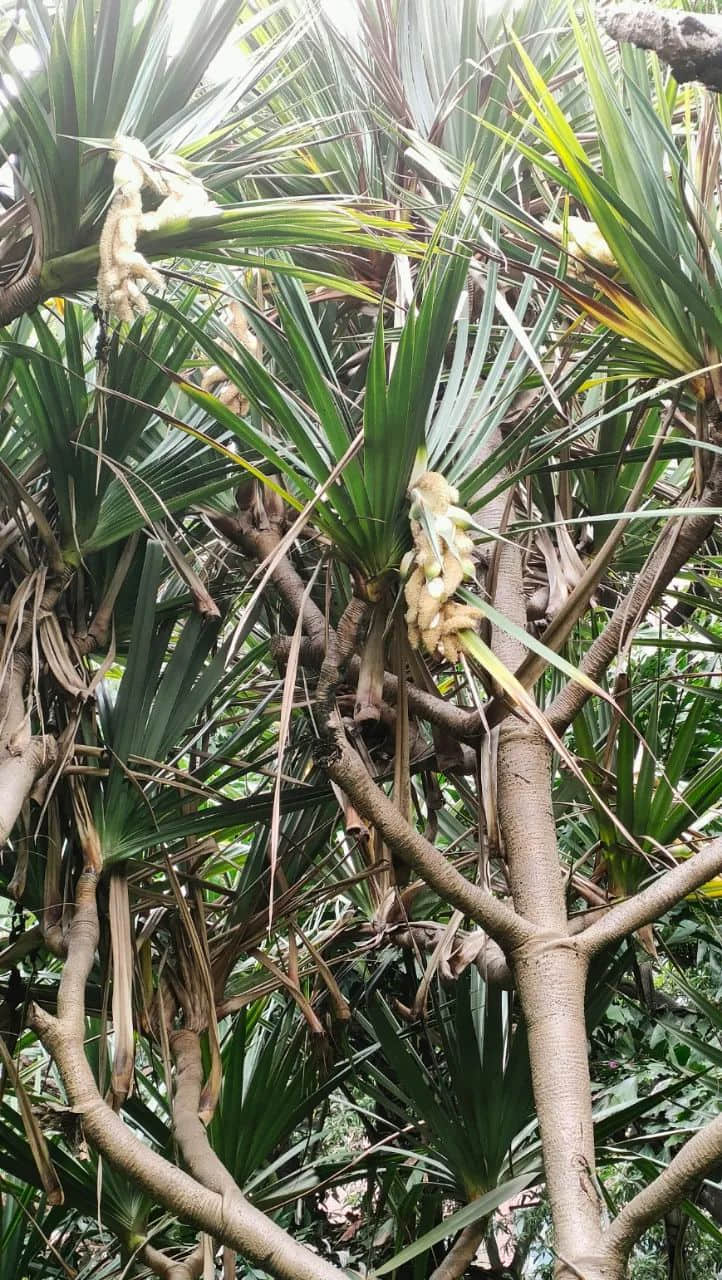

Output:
xmin=200 ymin=302 xmax=259 ymax=415
xmin=97 ymin=136 xmax=215 ymax=323
xmin=542 ymin=215 xmax=616 ymax=272
xmin=403 ymin=470 xmax=482 ymax=662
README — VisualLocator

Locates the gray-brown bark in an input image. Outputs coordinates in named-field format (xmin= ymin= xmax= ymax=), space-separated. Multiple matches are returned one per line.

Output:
xmin=580 ymin=836 xmax=722 ymax=956
xmin=239 ymin=433 xmax=722 ymax=1279
xmin=513 ymin=941 xmax=607 ymax=1280
xmin=0 ymin=738 xmax=56 ymax=847
xmin=603 ymin=1114 xmax=722 ymax=1273
xmin=603 ymin=5 xmax=722 ymax=92
xmin=429 ymin=1220 xmax=486 ymax=1280
xmin=324 ymin=730 xmax=531 ymax=951
xmin=141 ymin=1243 xmax=204 ymax=1280
xmin=484 ymin=472 xmax=607 ymax=1279
xmin=479 ymin=439 xmax=722 ymax=1279
xmin=211 ymin=513 xmax=328 ymax=654
xmin=271 ymin=633 xmax=482 ymax=739
xmin=0 ymin=655 xmax=56 ymax=854
xmin=170 ymin=1027 xmax=247 ymax=1202
xmin=215 ymin=498 xmax=483 ymax=738
xmin=393 ymin=920 xmax=513 ymax=988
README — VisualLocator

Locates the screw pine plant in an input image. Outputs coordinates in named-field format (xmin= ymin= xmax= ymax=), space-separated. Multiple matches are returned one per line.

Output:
xmin=0 ymin=4 xmax=721 ymax=1280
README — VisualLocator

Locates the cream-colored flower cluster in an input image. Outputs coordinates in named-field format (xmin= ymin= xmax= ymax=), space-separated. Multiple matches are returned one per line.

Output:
xmin=402 ymin=471 xmax=481 ymax=662
xmin=542 ymin=215 xmax=616 ymax=274
xmin=201 ymin=301 xmax=259 ymax=415
xmin=98 ymin=136 xmax=214 ymax=323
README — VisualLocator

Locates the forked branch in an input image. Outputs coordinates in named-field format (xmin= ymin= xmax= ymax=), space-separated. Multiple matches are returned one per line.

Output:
xmin=323 ymin=728 xmax=531 ymax=951
xmin=141 ymin=1243 xmax=204 ymax=1280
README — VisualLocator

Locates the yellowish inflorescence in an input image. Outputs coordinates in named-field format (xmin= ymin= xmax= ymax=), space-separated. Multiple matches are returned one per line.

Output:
xmin=402 ymin=471 xmax=481 ymax=663
xmin=98 ymin=136 xmax=214 ymax=323
xmin=200 ymin=301 xmax=259 ymax=415
xmin=542 ymin=215 xmax=616 ymax=273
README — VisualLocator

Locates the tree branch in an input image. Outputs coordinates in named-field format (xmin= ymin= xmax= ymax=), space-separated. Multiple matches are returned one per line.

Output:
xmin=210 ymin=515 xmax=328 ymax=654
xmin=0 ymin=739 xmax=57 ymax=846
xmin=29 ymin=872 xmax=350 ymax=1280
xmin=170 ymin=1027 xmax=247 ymax=1202
xmin=315 ymin=598 xmax=369 ymax=729
xmin=270 ymin=635 xmax=482 ymax=740
xmin=604 ymin=1113 xmax=722 ymax=1270
xmin=216 ymin=505 xmax=482 ymax=739
xmin=242 ymin=537 xmax=520 ymax=944
xmin=429 ymin=1220 xmax=486 ymax=1280
xmin=479 ymin=435 xmax=608 ymax=1277
xmin=0 ymin=655 xmax=57 ymax=852
xmin=578 ymin=837 xmax=722 ymax=956
xmin=390 ymin=920 xmax=513 ymax=988
xmin=546 ymin=454 xmax=722 ymax=735
xmin=141 ymin=1243 xmax=204 ymax=1280
xmin=323 ymin=730 xmax=531 ymax=951
xmin=602 ymin=5 xmax=722 ymax=92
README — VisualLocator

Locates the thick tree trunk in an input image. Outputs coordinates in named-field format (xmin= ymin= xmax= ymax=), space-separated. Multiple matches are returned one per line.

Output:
xmin=513 ymin=945 xmax=607 ymax=1280
xmin=484 ymin=453 xmax=608 ymax=1279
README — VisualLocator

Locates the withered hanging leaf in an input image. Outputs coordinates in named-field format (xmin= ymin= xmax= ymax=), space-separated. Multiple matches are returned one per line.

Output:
xmin=108 ymin=872 xmax=135 ymax=1109
xmin=0 ymin=1035 xmax=64 ymax=1204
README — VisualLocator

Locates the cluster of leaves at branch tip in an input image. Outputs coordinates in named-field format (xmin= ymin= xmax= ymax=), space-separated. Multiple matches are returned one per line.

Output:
xmin=97 ymin=136 xmax=215 ymax=322
xmin=402 ymin=471 xmax=481 ymax=662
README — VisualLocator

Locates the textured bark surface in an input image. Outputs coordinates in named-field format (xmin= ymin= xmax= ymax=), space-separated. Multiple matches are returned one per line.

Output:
xmin=474 ymin=435 xmax=607 ymax=1278
xmin=603 ymin=5 xmax=722 ymax=91
xmin=235 ymin=426 xmax=722 ymax=1279
xmin=0 ymin=264 xmax=43 ymax=328
xmin=270 ymin=633 xmax=482 ymax=738
xmin=580 ymin=836 xmax=722 ymax=956
xmin=0 ymin=655 xmax=56 ymax=851
xmin=0 ymin=738 xmax=56 ymax=845
xmin=141 ymin=1243 xmax=204 ymax=1280
xmin=603 ymin=1112 xmax=722 ymax=1272
xmin=513 ymin=943 xmax=607 ymax=1280
xmin=171 ymin=1028 xmax=247 ymax=1201
xmin=496 ymin=722 xmax=567 ymax=931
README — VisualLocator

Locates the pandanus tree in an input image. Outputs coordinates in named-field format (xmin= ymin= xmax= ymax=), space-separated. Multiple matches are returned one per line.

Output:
xmin=0 ymin=3 xmax=721 ymax=1280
